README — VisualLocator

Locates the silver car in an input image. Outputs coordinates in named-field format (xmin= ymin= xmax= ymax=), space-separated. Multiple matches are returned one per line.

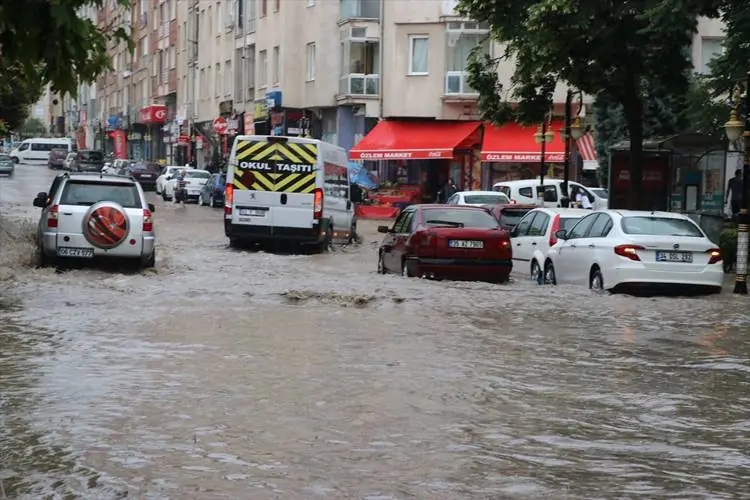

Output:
xmin=33 ymin=172 xmax=156 ymax=268
xmin=0 ymin=153 xmax=14 ymax=176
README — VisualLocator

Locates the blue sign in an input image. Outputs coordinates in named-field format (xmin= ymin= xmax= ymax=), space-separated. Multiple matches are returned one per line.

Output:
xmin=266 ymin=91 xmax=282 ymax=109
xmin=107 ymin=115 xmax=122 ymax=129
xmin=348 ymin=161 xmax=379 ymax=189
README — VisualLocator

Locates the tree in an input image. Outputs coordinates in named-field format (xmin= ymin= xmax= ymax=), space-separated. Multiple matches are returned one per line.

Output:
xmin=706 ymin=0 xmax=750 ymax=93
xmin=457 ymin=0 xmax=720 ymax=208
xmin=20 ymin=117 xmax=48 ymax=137
xmin=0 ymin=61 xmax=44 ymax=132
xmin=0 ymin=0 xmax=132 ymax=96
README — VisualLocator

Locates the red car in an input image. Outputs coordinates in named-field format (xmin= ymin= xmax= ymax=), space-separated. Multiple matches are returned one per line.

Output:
xmin=482 ymin=203 xmax=538 ymax=230
xmin=377 ymin=204 xmax=513 ymax=283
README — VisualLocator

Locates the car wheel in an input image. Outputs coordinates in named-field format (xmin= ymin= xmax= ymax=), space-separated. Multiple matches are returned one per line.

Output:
xmin=319 ymin=224 xmax=333 ymax=253
xmin=377 ymin=252 xmax=386 ymax=274
xmin=589 ymin=267 xmax=604 ymax=292
xmin=140 ymin=249 xmax=156 ymax=269
xmin=38 ymin=248 xmax=55 ymax=268
xmin=162 ymin=190 xmax=169 ymax=201
xmin=401 ymin=258 xmax=413 ymax=278
xmin=544 ymin=260 xmax=556 ymax=285
xmin=11 ymin=157 xmax=18 ymax=164
xmin=530 ymin=260 xmax=542 ymax=284
xmin=198 ymin=194 xmax=205 ymax=206
xmin=209 ymin=195 xmax=216 ymax=208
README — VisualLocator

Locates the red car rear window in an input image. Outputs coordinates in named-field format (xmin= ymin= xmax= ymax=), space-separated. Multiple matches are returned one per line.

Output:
xmin=422 ymin=208 xmax=500 ymax=229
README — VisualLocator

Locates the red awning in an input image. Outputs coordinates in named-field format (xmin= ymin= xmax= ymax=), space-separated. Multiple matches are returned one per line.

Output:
xmin=350 ymin=120 xmax=481 ymax=160
xmin=481 ymin=121 xmax=566 ymax=163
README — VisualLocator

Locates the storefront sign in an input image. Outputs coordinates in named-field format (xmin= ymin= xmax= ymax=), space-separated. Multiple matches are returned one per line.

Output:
xmin=139 ymin=105 xmax=167 ymax=124
xmin=351 ymin=150 xmax=453 ymax=160
xmin=482 ymin=152 xmax=565 ymax=162
xmin=110 ymin=130 xmax=127 ymax=159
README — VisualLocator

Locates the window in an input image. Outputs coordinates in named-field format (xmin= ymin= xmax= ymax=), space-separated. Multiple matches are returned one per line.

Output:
xmin=536 ymin=185 xmax=557 ymax=203
xmin=217 ymin=2 xmax=222 ymax=33
xmin=323 ymin=162 xmax=349 ymax=199
xmin=306 ymin=43 xmax=316 ymax=81
xmin=258 ymin=49 xmax=267 ymax=87
xmin=142 ymin=34 xmax=149 ymax=56
xmin=700 ymin=37 xmax=724 ymax=74
xmin=247 ymin=45 xmax=256 ymax=93
xmin=308 ymin=0 xmax=315 ymax=5
xmin=408 ymin=36 xmax=429 ymax=75
xmin=215 ymin=63 xmax=221 ymax=97
xmin=247 ymin=0 xmax=256 ymax=32
xmin=236 ymin=0 xmax=244 ymax=30
xmin=274 ymin=0 xmax=280 ymax=12
xmin=272 ymin=45 xmax=280 ymax=84
xmin=620 ymin=216 xmax=703 ymax=237
xmin=528 ymin=212 xmax=550 ymax=236
xmin=225 ymin=60 xmax=232 ymax=96
xmin=422 ymin=208 xmax=500 ymax=229
xmin=566 ymin=214 xmax=597 ymax=239
xmin=261 ymin=0 xmax=267 ymax=17
xmin=340 ymin=0 xmax=380 ymax=19
xmin=182 ymin=21 xmax=187 ymax=49
xmin=392 ymin=210 xmax=414 ymax=233
xmin=463 ymin=193 xmax=510 ymax=205
xmin=587 ymin=214 xmax=613 ymax=238
xmin=159 ymin=2 xmax=165 ymax=25
xmin=60 ymin=182 xmax=142 ymax=209
xmin=208 ymin=6 xmax=212 ymax=36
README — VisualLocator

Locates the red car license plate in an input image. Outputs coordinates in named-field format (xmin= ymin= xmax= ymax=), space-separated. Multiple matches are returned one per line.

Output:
xmin=448 ymin=240 xmax=484 ymax=249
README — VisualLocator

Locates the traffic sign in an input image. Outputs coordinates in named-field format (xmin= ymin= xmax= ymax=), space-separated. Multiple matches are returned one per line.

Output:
xmin=213 ymin=117 xmax=228 ymax=134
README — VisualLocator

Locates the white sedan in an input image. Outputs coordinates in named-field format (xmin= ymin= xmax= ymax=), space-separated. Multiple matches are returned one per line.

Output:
xmin=544 ymin=210 xmax=723 ymax=294
xmin=156 ymin=165 xmax=193 ymax=194
xmin=447 ymin=190 xmax=511 ymax=206
xmin=163 ymin=169 xmax=212 ymax=202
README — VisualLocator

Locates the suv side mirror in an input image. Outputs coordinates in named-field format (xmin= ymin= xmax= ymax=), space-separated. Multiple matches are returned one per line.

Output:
xmin=33 ymin=192 xmax=47 ymax=208
xmin=148 ymin=203 xmax=156 ymax=213
xmin=555 ymin=229 xmax=568 ymax=240
xmin=377 ymin=225 xmax=390 ymax=234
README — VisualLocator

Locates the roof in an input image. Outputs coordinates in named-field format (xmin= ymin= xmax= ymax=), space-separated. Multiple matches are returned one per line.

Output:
xmin=530 ymin=207 xmax=592 ymax=216
xmin=457 ymin=190 xmax=509 ymax=196
xmin=413 ymin=204 xmax=490 ymax=210
xmin=609 ymin=209 xmax=689 ymax=219
xmin=66 ymin=172 xmax=135 ymax=184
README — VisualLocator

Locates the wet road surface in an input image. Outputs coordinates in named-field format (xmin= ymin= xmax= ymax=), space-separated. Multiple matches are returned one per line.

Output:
xmin=1 ymin=165 xmax=749 ymax=499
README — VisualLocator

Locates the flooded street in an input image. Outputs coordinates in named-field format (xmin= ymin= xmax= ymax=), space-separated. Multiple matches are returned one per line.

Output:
xmin=1 ymin=166 xmax=750 ymax=499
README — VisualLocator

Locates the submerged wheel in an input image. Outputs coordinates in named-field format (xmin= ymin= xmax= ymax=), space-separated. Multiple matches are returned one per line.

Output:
xmin=589 ymin=267 xmax=604 ymax=291
xmin=140 ymin=249 xmax=156 ymax=269
xmin=401 ymin=258 xmax=413 ymax=278
xmin=544 ymin=260 xmax=556 ymax=285
xmin=530 ymin=260 xmax=542 ymax=284
xmin=377 ymin=252 xmax=386 ymax=274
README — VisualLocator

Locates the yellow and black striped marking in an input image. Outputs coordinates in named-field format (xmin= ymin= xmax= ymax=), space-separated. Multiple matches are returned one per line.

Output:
xmin=232 ymin=140 xmax=318 ymax=193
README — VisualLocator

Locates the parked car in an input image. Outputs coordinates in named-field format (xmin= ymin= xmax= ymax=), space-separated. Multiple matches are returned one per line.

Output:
xmin=493 ymin=179 xmax=608 ymax=209
xmin=32 ymin=172 xmax=156 ymax=268
xmin=199 ymin=172 xmax=226 ymax=207
xmin=377 ymin=204 xmax=513 ymax=283
xmin=446 ymin=190 xmax=511 ymax=206
xmin=544 ymin=210 xmax=723 ymax=294
xmin=510 ymin=207 xmax=591 ymax=282
xmin=48 ymin=148 xmax=68 ymax=169
xmin=163 ymin=169 xmax=211 ymax=202
xmin=64 ymin=150 xmax=105 ymax=172
xmin=156 ymin=165 xmax=193 ymax=194
xmin=483 ymin=203 xmax=537 ymax=230
xmin=118 ymin=162 xmax=159 ymax=191
xmin=0 ymin=153 xmax=14 ymax=176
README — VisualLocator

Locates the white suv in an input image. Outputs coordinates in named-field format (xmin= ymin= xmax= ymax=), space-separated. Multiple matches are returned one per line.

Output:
xmin=33 ymin=172 xmax=156 ymax=268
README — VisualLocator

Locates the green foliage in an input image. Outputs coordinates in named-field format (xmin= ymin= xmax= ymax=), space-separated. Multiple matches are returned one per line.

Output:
xmin=457 ymin=0 xmax=720 ymax=208
xmin=20 ymin=117 xmax=48 ymax=137
xmin=0 ymin=61 xmax=44 ymax=132
xmin=0 ymin=0 xmax=133 ymax=96
xmin=707 ymin=0 xmax=750 ymax=94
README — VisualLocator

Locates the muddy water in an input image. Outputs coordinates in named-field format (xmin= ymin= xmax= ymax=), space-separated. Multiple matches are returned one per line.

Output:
xmin=1 ymin=166 xmax=749 ymax=499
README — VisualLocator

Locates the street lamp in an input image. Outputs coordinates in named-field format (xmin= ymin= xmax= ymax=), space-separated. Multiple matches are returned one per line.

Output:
xmin=723 ymin=72 xmax=750 ymax=295
xmin=534 ymin=117 xmax=554 ymax=201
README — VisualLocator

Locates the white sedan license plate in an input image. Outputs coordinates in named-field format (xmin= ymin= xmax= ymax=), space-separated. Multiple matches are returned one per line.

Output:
xmin=57 ymin=247 xmax=94 ymax=258
xmin=239 ymin=208 xmax=266 ymax=217
xmin=448 ymin=239 xmax=484 ymax=249
xmin=656 ymin=251 xmax=693 ymax=263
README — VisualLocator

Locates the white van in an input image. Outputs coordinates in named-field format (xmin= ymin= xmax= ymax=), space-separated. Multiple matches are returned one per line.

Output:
xmin=493 ymin=179 xmax=608 ymax=210
xmin=224 ymin=135 xmax=354 ymax=250
xmin=10 ymin=137 xmax=75 ymax=164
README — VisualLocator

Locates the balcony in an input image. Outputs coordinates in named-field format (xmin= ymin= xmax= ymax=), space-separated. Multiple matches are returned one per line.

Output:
xmin=338 ymin=74 xmax=379 ymax=97
xmin=444 ymin=71 xmax=477 ymax=96
xmin=340 ymin=0 xmax=380 ymax=21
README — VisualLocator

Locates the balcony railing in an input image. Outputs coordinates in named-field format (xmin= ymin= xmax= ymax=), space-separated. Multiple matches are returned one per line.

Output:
xmin=444 ymin=71 xmax=477 ymax=95
xmin=339 ymin=73 xmax=379 ymax=96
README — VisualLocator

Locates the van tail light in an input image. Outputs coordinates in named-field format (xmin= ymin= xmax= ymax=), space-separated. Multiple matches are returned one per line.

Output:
xmin=47 ymin=205 xmax=59 ymax=228
xmin=614 ymin=244 xmax=644 ymax=261
xmin=313 ymin=188 xmax=324 ymax=219
xmin=224 ymin=184 xmax=233 ymax=215
xmin=706 ymin=248 xmax=722 ymax=264
xmin=548 ymin=214 xmax=561 ymax=247
xmin=142 ymin=208 xmax=153 ymax=232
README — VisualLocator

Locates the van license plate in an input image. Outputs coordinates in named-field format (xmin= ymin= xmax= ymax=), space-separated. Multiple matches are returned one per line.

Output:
xmin=57 ymin=247 xmax=94 ymax=258
xmin=656 ymin=251 xmax=693 ymax=263
xmin=448 ymin=240 xmax=484 ymax=249
xmin=239 ymin=209 xmax=266 ymax=217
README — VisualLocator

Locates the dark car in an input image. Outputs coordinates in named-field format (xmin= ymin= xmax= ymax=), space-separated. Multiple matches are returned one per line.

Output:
xmin=48 ymin=148 xmax=69 ymax=169
xmin=119 ymin=162 xmax=159 ymax=190
xmin=199 ymin=172 xmax=226 ymax=207
xmin=69 ymin=150 xmax=105 ymax=172
xmin=377 ymin=204 xmax=512 ymax=283
xmin=482 ymin=203 xmax=538 ymax=230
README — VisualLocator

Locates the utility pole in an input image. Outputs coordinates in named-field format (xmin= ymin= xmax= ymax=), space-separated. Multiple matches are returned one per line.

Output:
xmin=186 ymin=0 xmax=199 ymax=165
xmin=734 ymin=72 xmax=750 ymax=294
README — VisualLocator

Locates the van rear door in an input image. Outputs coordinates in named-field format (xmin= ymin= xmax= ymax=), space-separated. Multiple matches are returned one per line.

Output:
xmin=231 ymin=137 xmax=318 ymax=230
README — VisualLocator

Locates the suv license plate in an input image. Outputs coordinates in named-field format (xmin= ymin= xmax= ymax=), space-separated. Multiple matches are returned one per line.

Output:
xmin=239 ymin=209 xmax=266 ymax=217
xmin=448 ymin=239 xmax=484 ymax=249
xmin=656 ymin=251 xmax=693 ymax=263
xmin=57 ymin=247 xmax=94 ymax=258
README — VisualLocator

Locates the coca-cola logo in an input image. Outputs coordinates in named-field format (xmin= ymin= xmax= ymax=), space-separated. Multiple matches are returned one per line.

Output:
xmin=154 ymin=109 xmax=166 ymax=120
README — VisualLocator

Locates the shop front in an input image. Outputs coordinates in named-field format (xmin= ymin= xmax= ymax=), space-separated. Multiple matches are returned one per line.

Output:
xmin=349 ymin=120 xmax=482 ymax=218
xmin=139 ymin=104 xmax=167 ymax=161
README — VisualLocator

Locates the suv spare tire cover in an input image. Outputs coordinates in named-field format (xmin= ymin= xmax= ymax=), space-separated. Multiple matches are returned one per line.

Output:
xmin=82 ymin=201 xmax=130 ymax=249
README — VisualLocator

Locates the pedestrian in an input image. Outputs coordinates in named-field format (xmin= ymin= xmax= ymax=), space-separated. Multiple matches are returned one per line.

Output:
xmin=437 ymin=178 xmax=457 ymax=203
xmin=576 ymin=188 xmax=593 ymax=209
xmin=725 ymin=169 xmax=742 ymax=218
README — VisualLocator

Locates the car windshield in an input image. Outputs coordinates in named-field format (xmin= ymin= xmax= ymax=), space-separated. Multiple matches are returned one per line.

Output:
xmin=59 ymin=181 xmax=142 ymax=208
xmin=499 ymin=208 xmax=533 ymax=228
xmin=465 ymin=193 xmax=509 ymax=205
xmin=590 ymin=188 xmax=608 ymax=199
xmin=80 ymin=151 xmax=104 ymax=162
xmin=423 ymin=208 xmax=500 ymax=229
xmin=494 ymin=186 xmax=511 ymax=197
xmin=186 ymin=171 xmax=210 ymax=179
xmin=560 ymin=217 xmax=583 ymax=232
xmin=621 ymin=216 xmax=703 ymax=237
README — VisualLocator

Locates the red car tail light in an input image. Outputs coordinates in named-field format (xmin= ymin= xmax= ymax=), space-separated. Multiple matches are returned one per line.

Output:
xmin=706 ymin=248 xmax=722 ymax=264
xmin=614 ymin=244 xmax=644 ymax=261
xmin=549 ymin=214 xmax=560 ymax=247
xmin=313 ymin=188 xmax=324 ymax=219
xmin=224 ymin=184 xmax=234 ymax=215
xmin=143 ymin=208 xmax=153 ymax=232
xmin=47 ymin=205 xmax=59 ymax=228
